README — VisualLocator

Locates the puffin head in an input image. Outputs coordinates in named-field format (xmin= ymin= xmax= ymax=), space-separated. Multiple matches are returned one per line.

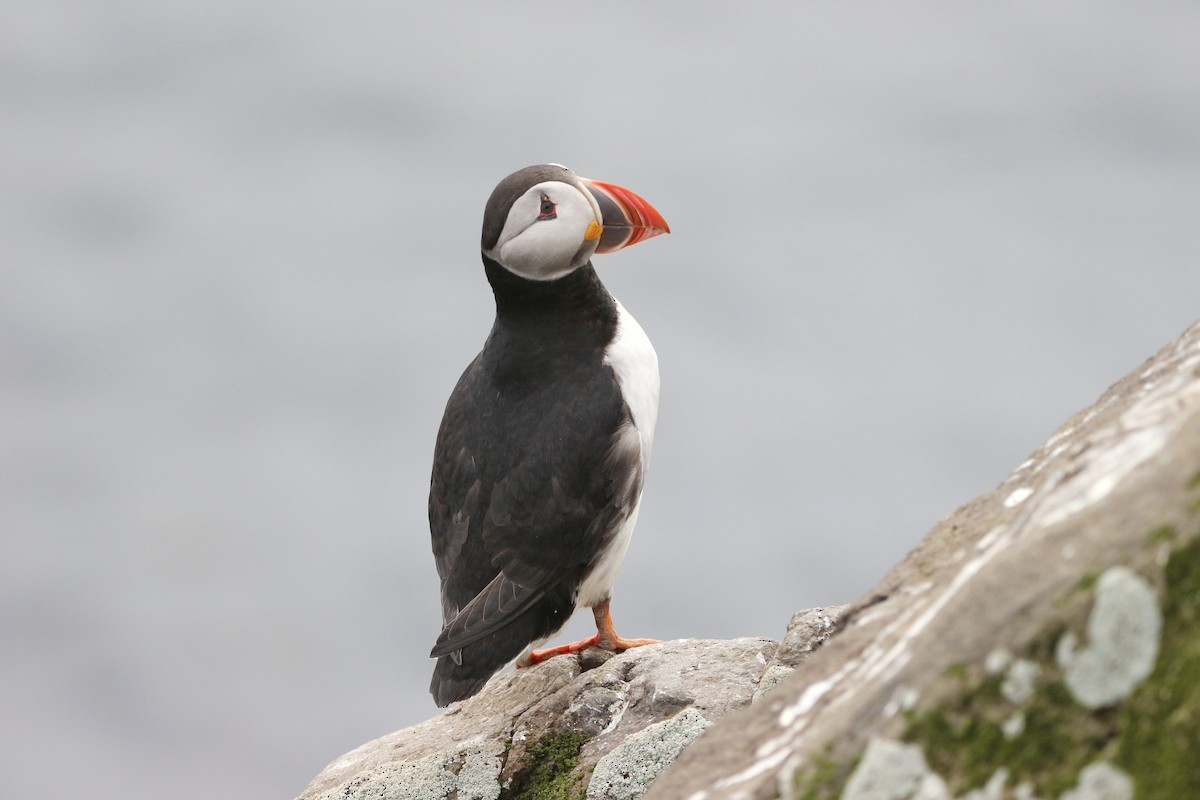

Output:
xmin=481 ymin=164 xmax=669 ymax=281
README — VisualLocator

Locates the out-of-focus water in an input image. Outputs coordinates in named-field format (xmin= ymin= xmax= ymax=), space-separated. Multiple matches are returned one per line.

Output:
xmin=2 ymin=3 xmax=1197 ymax=797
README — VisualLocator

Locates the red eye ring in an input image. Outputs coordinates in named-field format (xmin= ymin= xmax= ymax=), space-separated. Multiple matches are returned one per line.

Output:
xmin=537 ymin=194 xmax=557 ymax=221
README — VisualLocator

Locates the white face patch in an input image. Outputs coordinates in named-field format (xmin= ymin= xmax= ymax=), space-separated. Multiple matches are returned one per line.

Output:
xmin=484 ymin=180 xmax=604 ymax=281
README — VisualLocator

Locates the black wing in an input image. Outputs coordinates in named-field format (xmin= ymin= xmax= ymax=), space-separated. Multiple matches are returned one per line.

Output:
xmin=426 ymin=350 xmax=643 ymax=705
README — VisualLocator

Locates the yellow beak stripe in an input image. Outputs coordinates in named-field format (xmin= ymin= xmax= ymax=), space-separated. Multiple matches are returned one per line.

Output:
xmin=584 ymin=219 xmax=603 ymax=242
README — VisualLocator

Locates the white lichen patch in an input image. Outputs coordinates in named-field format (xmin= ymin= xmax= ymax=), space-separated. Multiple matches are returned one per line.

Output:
xmin=587 ymin=708 xmax=711 ymax=800
xmin=1056 ymin=567 xmax=1161 ymax=709
xmin=1012 ymin=781 xmax=1040 ymax=800
xmin=1001 ymin=711 xmax=1025 ymax=740
xmin=958 ymin=768 xmax=1008 ymax=800
xmin=328 ymin=740 xmax=505 ymax=800
xmin=912 ymin=773 xmax=950 ymax=800
xmin=452 ymin=743 xmax=506 ymax=800
xmin=984 ymin=648 xmax=1012 ymax=675
xmin=1001 ymin=659 xmax=1039 ymax=705
xmin=1058 ymin=762 xmax=1133 ymax=800
xmin=841 ymin=737 xmax=931 ymax=800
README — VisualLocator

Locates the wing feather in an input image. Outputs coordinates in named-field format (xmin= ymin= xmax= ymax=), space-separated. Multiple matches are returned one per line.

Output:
xmin=429 ymin=570 xmax=563 ymax=657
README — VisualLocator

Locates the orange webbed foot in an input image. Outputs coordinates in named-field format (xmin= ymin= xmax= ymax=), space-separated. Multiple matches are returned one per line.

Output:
xmin=514 ymin=599 xmax=659 ymax=668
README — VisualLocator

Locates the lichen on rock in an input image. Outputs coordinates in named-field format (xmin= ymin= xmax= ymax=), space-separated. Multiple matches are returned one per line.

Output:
xmin=1114 ymin=535 xmax=1200 ymax=797
xmin=1055 ymin=566 xmax=1161 ymax=709
xmin=586 ymin=708 xmax=711 ymax=800
xmin=1058 ymin=762 xmax=1133 ymax=800
xmin=297 ymin=636 xmax=808 ymax=800
xmin=839 ymin=737 xmax=930 ymax=800
xmin=334 ymin=738 xmax=506 ymax=800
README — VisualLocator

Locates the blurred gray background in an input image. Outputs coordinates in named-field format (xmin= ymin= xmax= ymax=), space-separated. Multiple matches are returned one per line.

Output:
xmin=2 ymin=2 xmax=1197 ymax=797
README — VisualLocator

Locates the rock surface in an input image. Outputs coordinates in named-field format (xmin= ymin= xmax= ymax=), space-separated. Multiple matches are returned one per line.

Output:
xmin=298 ymin=321 xmax=1200 ymax=800
xmin=296 ymin=630 xmax=843 ymax=800
xmin=648 ymin=321 xmax=1200 ymax=798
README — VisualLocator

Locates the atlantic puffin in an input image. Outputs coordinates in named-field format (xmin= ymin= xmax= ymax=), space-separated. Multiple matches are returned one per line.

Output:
xmin=427 ymin=164 xmax=669 ymax=706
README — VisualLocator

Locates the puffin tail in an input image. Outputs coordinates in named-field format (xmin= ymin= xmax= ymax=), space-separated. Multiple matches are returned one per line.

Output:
xmin=430 ymin=653 xmax=495 ymax=707
xmin=428 ymin=584 xmax=578 ymax=707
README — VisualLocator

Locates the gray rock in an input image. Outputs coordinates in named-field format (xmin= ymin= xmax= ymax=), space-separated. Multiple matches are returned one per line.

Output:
xmin=751 ymin=606 xmax=846 ymax=704
xmin=773 ymin=606 xmax=847 ymax=669
xmin=586 ymin=708 xmax=712 ymax=800
xmin=297 ymin=656 xmax=581 ymax=800
xmin=752 ymin=664 xmax=798 ymax=703
xmin=297 ymin=636 xmax=797 ymax=800
xmin=646 ymin=320 xmax=1200 ymax=798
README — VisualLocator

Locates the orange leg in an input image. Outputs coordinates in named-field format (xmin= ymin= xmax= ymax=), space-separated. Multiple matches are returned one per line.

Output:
xmin=517 ymin=600 xmax=660 ymax=667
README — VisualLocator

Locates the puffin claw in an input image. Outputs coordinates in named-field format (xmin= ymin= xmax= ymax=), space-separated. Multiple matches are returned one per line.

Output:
xmin=602 ymin=636 xmax=660 ymax=650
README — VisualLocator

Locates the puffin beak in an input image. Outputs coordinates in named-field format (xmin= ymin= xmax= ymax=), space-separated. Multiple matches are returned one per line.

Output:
xmin=582 ymin=178 xmax=671 ymax=254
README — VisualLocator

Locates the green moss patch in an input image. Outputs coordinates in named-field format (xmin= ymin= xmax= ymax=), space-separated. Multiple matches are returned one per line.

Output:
xmin=1188 ymin=471 xmax=1200 ymax=513
xmin=902 ymin=531 xmax=1199 ymax=797
xmin=791 ymin=753 xmax=856 ymax=800
xmin=942 ymin=662 xmax=970 ymax=682
xmin=901 ymin=669 xmax=1118 ymax=797
xmin=790 ymin=518 xmax=1198 ymax=799
xmin=1146 ymin=524 xmax=1178 ymax=547
xmin=500 ymin=731 xmax=590 ymax=800
xmin=1115 ymin=536 xmax=1200 ymax=797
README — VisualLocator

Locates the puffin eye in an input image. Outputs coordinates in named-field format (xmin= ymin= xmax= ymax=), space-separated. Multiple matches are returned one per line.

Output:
xmin=536 ymin=194 xmax=557 ymax=221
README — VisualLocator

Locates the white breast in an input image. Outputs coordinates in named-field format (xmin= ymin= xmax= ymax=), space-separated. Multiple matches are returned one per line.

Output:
xmin=604 ymin=300 xmax=660 ymax=465
xmin=576 ymin=299 xmax=660 ymax=608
